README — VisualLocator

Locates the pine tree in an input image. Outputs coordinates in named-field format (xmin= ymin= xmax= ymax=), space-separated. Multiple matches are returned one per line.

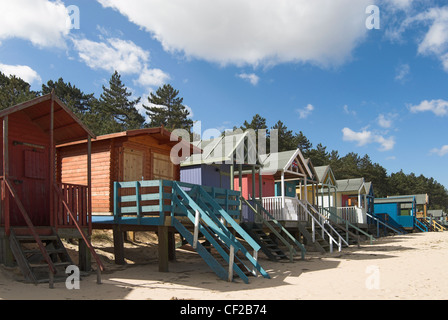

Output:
xmin=143 ymin=84 xmax=193 ymax=132
xmin=0 ymin=72 xmax=39 ymax=110
xmin=99 ymin=71 xmax=144 ymax=133
xmin=42 ymin=78 xmax=95 ymax=115
xmin=271 ymin=120 xmax=297 ymax=152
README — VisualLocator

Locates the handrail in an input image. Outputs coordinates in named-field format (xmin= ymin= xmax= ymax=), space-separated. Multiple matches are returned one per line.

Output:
xmin=414 ymin=217 xmax=428 ymax=232
xmin=320 ymin=207 xmax=367 ymax=245
xmin=53 ymin=184 xmax=105 ymax=282
xmin=427 ymin=217 xmax=446 ymax=232
xmin=3 ymin=178 xmax=57 ymax=276
xmin=305 ymin=201 xmax=350 ymax=248
xmin=172 ymin=183 xmax=270 ymax=280
xmin=295 ymin=199 xmax=345 ymax=252
xmin=196 ymin=186 xmax=262 ymax=253
xmin=247 ymin=197 xmax=306 ymax=259
xmin=366 ymin=212 xmax=403 ymax=236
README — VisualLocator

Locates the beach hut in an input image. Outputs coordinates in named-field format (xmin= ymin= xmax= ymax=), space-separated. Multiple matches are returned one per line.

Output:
xmin=181 ymin=131 xmax=265 ymax=197
xmin=374 ymin=195 xmax=419 ymax=231
xmin=57 ymin=127 xmax=196 ymax=215
xmin=257 ymin=150 xmax=314 ymax=221
xmin=0 ymin=93 xmax=101 ymax=285
xmin=315 ymin=165 xmax=338 ymax=209
xmin=333 ymin=178 xmax=374 ymax=226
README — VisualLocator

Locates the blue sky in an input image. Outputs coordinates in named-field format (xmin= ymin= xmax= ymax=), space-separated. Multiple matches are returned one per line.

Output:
xmin=0 ymin=0 xmax=448 ymax=189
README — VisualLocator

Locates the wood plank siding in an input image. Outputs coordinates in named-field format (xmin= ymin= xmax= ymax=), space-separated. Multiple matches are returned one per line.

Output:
xmin=57 ymin=128 xmax=184 ymax=215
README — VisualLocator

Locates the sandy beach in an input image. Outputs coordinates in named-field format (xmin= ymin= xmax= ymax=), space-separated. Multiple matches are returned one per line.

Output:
xmin=1 ymin=231 xmax=447 ymax=301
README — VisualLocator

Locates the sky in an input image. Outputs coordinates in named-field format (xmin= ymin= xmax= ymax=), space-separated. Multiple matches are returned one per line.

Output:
xmin=0 ymin=0 xmax=447 ymax=189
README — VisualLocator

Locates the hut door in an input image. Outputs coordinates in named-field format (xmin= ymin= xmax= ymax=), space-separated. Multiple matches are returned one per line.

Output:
xmin=123 ymin=148 xmax=144 ymax=182
xmin=9 ymin=144 xmax=49 ymax=226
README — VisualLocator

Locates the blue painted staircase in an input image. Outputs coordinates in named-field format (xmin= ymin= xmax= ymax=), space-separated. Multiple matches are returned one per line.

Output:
xmin=171 ymin=182 xmax=270 ymax=283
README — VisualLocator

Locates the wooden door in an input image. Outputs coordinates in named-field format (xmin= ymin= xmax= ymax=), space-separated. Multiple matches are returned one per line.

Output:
xmin=152 ymin=153 xmax=173 ymax=180
xmin=123 ymin=148 xmax=144 ymax=182
xmin=9 ymin=143 xmax=50 ymax=226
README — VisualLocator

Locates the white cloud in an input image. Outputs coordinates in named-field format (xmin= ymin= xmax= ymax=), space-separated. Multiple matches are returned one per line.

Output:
xmin=72 ymin=37 xmax=150 ymax=75
xmin=377 ymin=113 xmax=398 ymax=128
xmin=0 ymin=63 xmax=42 ymax=84
xmin=430 ymin=145 xmax=448 ymax=157
xmin=0 ymin=0 xmax=70 ymax=48
xmin=392 ymin=6 xmax=448 ymax=72
xmin=342 ymin=127 xmax=395 ymax=151
xmin=297 ymin=104 xmax=314 ymax=119
xmin=343 ymin=104 xmax=356 ymax=116
xmin=97 ymin=0 xmax=372 ymax=67
xmin=237 ymin=73 xmax=259 ymax=86
xmin=409 ymin=99 xmax=448 ymax=117
xmin=135 ymin=67 xmax=170 ymax=88
xmin=395 ymin=63 xmax=410 ymax=82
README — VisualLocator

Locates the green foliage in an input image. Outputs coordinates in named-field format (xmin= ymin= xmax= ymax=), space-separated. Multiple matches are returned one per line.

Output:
xmin=98 ymin=71 xmax=145 ymax=133
xmin=238 ymin=113 xmax=448 ymax=209
xmin=0 ymin=71 xmax=39 ymax=110
xmin=143 ymin=84 xmax=193 ymax=132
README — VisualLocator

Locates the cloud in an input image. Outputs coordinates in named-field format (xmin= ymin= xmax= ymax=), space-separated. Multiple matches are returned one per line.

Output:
xmin=395 ymin=63 xmax=410 ymax=82
xmin=0 ymin=0 xmax=70 ymax=48
xmin=391 ymin=6 xmax=448 ymax=72
xmin=343 ymin=104 xmax=356 ymax=116
xmin=0 ymin=63 xmax=42 ymax=84
xmin=135 ymin=67 xmax=170 ymax=88
xmin=377 ymin=113 xmax=398 ymax=128
xmin=297 ymin=104 xmax=314 ymax=119
xmin=409 ymin=99 xmax=448 ymax=117
xmin=72 ymin=37 xmax=150 ymax=74
xmin=342 ymin=127 xmax=395 ymax=151
xmin=430 ymin=145 xmax=448 ymax=157
xmin=72 ymin=37 xmax=170 ymax=89
xmin=97 ymin=0 xmax=372 ymax=67
xmin=237 ymin=73 xmax=259 ymax=86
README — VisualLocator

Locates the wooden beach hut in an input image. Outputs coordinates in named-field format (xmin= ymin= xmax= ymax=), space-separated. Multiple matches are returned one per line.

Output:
xmin=0 ymin=93 xmax=102 ymax=286
xmin=314 ymin=165 xmax=338 ymax=209
xmin=57 ymin=127 xmax=196 ymax=215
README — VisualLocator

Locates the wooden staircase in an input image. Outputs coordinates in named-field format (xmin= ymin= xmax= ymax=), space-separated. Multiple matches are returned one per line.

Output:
xmin=241 ymin=223 xmax=288 ymax=261
xmin=297 ymin=222 xmax=330 ymax=254
xmin=9 ymin=227 xmax=73 ymax=285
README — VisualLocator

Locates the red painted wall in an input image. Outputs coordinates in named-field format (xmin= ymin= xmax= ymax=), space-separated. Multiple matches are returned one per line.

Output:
xmin=234 ymin=173 xmax=275 ymax=199
xmin=0 ymin=112 xmax=51 ymax=226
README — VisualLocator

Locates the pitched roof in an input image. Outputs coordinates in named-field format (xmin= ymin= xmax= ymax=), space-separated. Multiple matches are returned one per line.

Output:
xmin=336 ymin=178 xmax=366 ymax=193
xmin=0 ymin=93 xmax=95 ymax=144
xmin=314 ymin=165 xmax=337 ymax=187
xmin=181 ymin=132 xmax=262 ymax=167
xmin=260 ymin=149 xmax=312 ymax=179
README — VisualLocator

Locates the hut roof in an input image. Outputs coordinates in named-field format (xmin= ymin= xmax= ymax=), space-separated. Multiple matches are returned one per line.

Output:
xmin=0 ymin=93 xmax=95 ymax=144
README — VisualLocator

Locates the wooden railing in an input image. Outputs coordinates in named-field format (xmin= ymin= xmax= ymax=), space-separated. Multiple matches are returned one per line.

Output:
xmin=1 ymin=177 xmax=57 ymax=276
xmin=260 ymin=196 xmax=307 ymax=221
xmin=336 ymin=206 xmax=367 ymax=224
xmin=53 ymin=183 xmax=105 ymax=282
xmin=54 ymin=183 xmax=89 ymax=229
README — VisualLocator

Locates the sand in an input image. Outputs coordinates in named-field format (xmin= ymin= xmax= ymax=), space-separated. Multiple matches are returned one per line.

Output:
xmin=1 ymin=230 xmax=447 ymax=300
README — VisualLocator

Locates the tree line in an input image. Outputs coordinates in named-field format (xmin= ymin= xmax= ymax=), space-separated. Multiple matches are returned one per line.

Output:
xmin=1 ymin=70 xmax=447 ymax=210
xmin=238 ymin=113 xmax=448 ymax=210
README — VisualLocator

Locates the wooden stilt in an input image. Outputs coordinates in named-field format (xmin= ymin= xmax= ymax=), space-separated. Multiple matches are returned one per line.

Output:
xmin=113 ymin=225 xmax=125 ymax=265
xmin=158 ymin=225 xmax=169 ymax=272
